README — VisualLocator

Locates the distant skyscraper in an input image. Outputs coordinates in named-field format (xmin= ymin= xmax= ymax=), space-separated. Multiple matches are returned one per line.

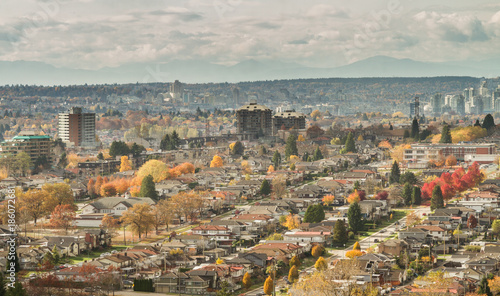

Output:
xmin=409 ymin=96 xmax=420 ymax=118
xmin=479 ymin=81 xmax=489 ymax=96
xmin=232 ymin=87 xmax=240 ymax=104
xmin=58 ymin=107 xmax=96 ymax=148
xmin=431 ymin=93 xmax=443 ymax=115
xmin=170 ymin=80 xmax=183 ymax=94
xmin=456 ymin=95 xmax=465 ymax=115
xmin=472 ymin=97 xmax=484 ymax=114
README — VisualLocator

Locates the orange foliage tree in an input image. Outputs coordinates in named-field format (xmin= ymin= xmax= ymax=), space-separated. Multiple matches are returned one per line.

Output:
xmin=120 ymin=156 xmax=132 ymax=172
xmin=50 ymin=204 xmax=76 ymax=234
xmin=210 ymin=155 xmax=223 ymax=168
xmin=322 ymin=195 xmax=335 ymax=206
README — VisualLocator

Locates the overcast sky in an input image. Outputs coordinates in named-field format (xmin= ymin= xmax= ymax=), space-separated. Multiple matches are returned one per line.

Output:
xmin=1 ymin=0 xmax=500 ymax=69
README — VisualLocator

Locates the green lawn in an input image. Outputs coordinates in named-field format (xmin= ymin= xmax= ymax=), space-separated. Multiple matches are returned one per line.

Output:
xmin=67 ymin=245 xmax=128 ymax=264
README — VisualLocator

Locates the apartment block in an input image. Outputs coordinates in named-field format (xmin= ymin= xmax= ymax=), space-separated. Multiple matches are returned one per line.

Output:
xmin=58 ymin=107 xmax=96 ymax=148
xmin=1 ymin=134 xmax=52 ymax=163
xmin=404 ymin=143 xmax=496 ymax=163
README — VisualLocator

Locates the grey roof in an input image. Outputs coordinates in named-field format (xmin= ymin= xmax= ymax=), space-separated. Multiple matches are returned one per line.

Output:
xmin=89 ymin=196 xmax=156 ymax=210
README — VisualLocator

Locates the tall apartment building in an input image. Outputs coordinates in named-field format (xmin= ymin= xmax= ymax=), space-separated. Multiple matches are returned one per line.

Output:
xmin=236 ymin=101 xmax=273 ymax=136
xmin=1 ymin=134 xmax=52 ymax=163
xmin=58 ymin=107 xmax=96 ymax=148
xmin=404 ymin=143 xmax=496 ymax=163
xmin=273 ymin=110 xmax=306 ymax=134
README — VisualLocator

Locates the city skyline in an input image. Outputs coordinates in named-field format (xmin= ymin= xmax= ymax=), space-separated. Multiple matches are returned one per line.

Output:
xmin=1 ymin=0 xmax=500 ymax=73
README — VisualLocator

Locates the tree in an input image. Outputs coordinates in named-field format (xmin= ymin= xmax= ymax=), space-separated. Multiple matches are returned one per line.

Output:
xmin=315 ymin=256 xmax=328 ymax=271
xmin=230 ymin=141 xmax=245 ymax=156
xmin=343 ymin=132 xmax=356 ymax=153
xmin=478 ymin=276 xmax=493 ymax=296
xmin=6 ymin=282 xmax=27 ymax=296
xmin=100 ymin=214 xmax=120 ymax=239
xmin=242 ymin=272 xmax=252 ymax=290
xmin=322 ymin=195 xmax=335 ymax=206
xmin=445 ymin=155 xmax=457 ymax=166
xmin=285 ymin=134 xmax=298 ymax=159
xmin=260 ymin=179 xmax=271 ymax=195
xmin=310 ymin=110 xmax=322 ymax=120
xmin=100 ymin=183 xmax=117 ymax=197
xmin=263 ymin=276 xmax=273 ymax=295
xmin=474 ymin=119 xmax=482 ymax=127
xmin=289 ymin=255 xmax=301 ymax=268
xmin=97 ymin=152 xmax=104 ymax=160
xmin=17 ymin=189 xmax=46 ymax=225
xmin=353 ymin=241 xmax=361 ymax=251
xmin=313 ymin=146 xmax=323 ymax=160
xmin=15 ymin=152 xmax=31 ymax=176
xmin=109 ymin=141 xmax=130 ymax=157
xmin=402 ymin=182 xmax=413 ymax=206
xmin=440 ymin=125 xmax=452 ymax=143
xmin=376 ymin=191 xmax=388 ymax=200
xmin=267 ymin=165 xmax=275 ymax=173
xmin=332 ymin=220 xmax=348 ymax=246
xmin=272 ymin=175 xmax=287 ymax=199
xmin=272 ymin=151 xmax=281 ymax=168
xmin=345 ymin=250 xmax=363 ymax=258
xmin=303 ymin=204 xmax=325 ymax=223
xmin=348 ymin=202 xmax=363 ymax=233
xmin=389 ymin=161 xmax=401 ymax=184
xmin=120 ymin=155 xmax=132 ymax=172
xmin=492 ymin=220 xmax=500 ymax=240
xmin=49 ymin=204 xmax=76 ymax=234
xmin=297 ymin=134 xmax=305 ymax=141
xmin=411 ymin=117 xmax=420 ymax=140
xmin=306 ymin=125 xmax=325 ymax=139
xmin=403 ymin=129 xmax=410 ymax=139
xmin=283 ymin=213 xmax=300 ymax=230
xmin=400 ymin=171 xmax=417 ymax=185
xmin=210 ymin=155 xmax=223 ymax=168
xmin=216 ymin=258 xmax=224 ymax=265
xmin=121 ymin=203 xmax=154 ymax=239
xmin=482 ymin=114 xmax=496 ymax=131
xmin=140 ymin=174 xmax=158 ymax=200
xmin=412 ymin=186 xmax=422 ymax=205
xmin=467 ymin=214 xmax=478 ymax=230
xmin=288 ymin=265 xmax=299 ymax=283
xmin=41 ymin=183 xmax=74 ymax=214
xmin=311 ymin=245 xmax=324 ymax=258
xmin=58 ymin=152 xmax=68 ymax=169
xmin=431 ymin=185 xmax=444 ymax=211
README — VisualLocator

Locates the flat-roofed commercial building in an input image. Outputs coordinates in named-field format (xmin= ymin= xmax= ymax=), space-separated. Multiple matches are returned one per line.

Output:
xmin=404 ymin=143 xmax=496 ymax=163
xmin=1 ymin=134 xmax=52 ymax=163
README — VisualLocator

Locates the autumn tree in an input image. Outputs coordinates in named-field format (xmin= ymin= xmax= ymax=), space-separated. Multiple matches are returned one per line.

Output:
xmin=157 ymin=199 xmax=175 ymax=230
xmin=242 ymin=272 xmax=252 ymax=290
xmin=120 ymin=155 xmax=132 ymax=172
xmin=210 ymin=155 xmax=223 ymax=168
xmin=306 ymin=125 xmax=325 ymax=139
xmin=348 ymin=202 xmax=363 ymax=233
xmin=50 ymin=204 xmax=76 ymax=234
xmin=100 ymin=183 xmax=117 ymax=197
xmin=139 ymin=174 xmax=158 ymax=200
xmin=271 ymin=175 xmax=287 ymax=199
xmin=121 ymin=203 xmax=154 ymax=239
xmin=376 ymin=191 xmax=388 ymax=200
xmin=345 ymin=250 xmax=363 ymax=258
xmin=289 ymin=265 xmax=299 ymax=283
xmin=311 ymin=245 xmax=324 ymax=258
xmin=332 ymin=220 xmax=348 ymax=246
xmin=493 ymin=220 xmax=500 ymax=239
xmin=87 ymin=178 xmax=96 ymax=198
xmin=431 ymin=185 xmax=444 ymax=211
xmin=347 ymin=189 xmax=365 ymax=204
xmin=310 ymin=110 xmax=322 ymax=120
xmin=322 ymin=195 xmax=335 ymax=206
xmin=314 ymin=256 xmax=327 ymax=271
xmin=445 ymin=155 xmax=457 ymax=166
xmin=263 ymin=276 xmax=273 ymax=295
xmin=283 ymin=213 xmax=300 ymax=230
xmin=467 ymin=214 xmax=478 ymax=230
xmin=289 ymin=255 xmax=301 ymax=268
xmin=41 ymin=183 xmax=74 ymax=214
xmin=353 ymin=241 xmax=361 ymax=251
xmin=100 ymin=214 xmax=120 ymax=238
xmin=406 ymin=211 xmax=421 ymax=227
xmin=267 ymin=165 xmax=275 ymax=173
xmin=18 ymin=189 xmax=46 ymax=225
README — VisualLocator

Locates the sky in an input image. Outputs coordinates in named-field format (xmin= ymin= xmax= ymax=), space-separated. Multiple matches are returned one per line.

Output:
xmin=1 ymin=0 xmax=500 ymax=70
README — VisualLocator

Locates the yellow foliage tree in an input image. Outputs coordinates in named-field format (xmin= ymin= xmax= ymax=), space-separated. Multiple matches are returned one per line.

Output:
xmin=120 ymin=155 xmax=132 ymax=172
xmin=241 ymin=160 xmax=252 ymax=174
xmin=311 ymin=245 xmax=324 ymax=258
xmin=310 ymin=110 xmax=322 ymax=120
xmin=267 ymin=165 xmax=275 ymax=173
xmin=445 ymin=155 xmax=457 ymax=166
xmin=347 ymin=190 xmax=361 ymax=204
xmin=288 ymin=265 xmax=299 ymax=283
xmin=297 ymin=135 xmax=305 ymax=142
xmin=391 ymin=144 xmax=412 ymax=163
xmin=210 ymin=155 xmax=223 ymax=168
xmin=353 ymin=241 xmax=361 ymax=251
xmin=242 ymin=272 xmax=252 ymax=290
xmin=314 ymin=256 xmax=328 ymax=271
xmin=357 ymin=135 xmax=364 ymax=141
xmin=345 ymin=250 xmax=363 ymax=258
xmin=322 ymin=195 xmax=335 ymax=206
xmin=283 ymin=213 xmax=300 ymax=230
xmin=216 ymin=258 xmax=224 ymax=265
xmin=378 ymin=140 xmax=392 ymax=149
xmin=135 ymin=159 xmax=168 ymax=183
xmin=263 ymin=276 xmax=273 ymax=295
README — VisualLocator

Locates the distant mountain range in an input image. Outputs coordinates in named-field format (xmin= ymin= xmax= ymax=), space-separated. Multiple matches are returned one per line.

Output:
xmin=1 ymin=55 xmax=499 ymax=86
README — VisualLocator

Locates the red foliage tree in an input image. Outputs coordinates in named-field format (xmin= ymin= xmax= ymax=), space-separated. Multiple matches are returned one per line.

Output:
xmin=375 ymin=191 xmax=388 ymax=200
